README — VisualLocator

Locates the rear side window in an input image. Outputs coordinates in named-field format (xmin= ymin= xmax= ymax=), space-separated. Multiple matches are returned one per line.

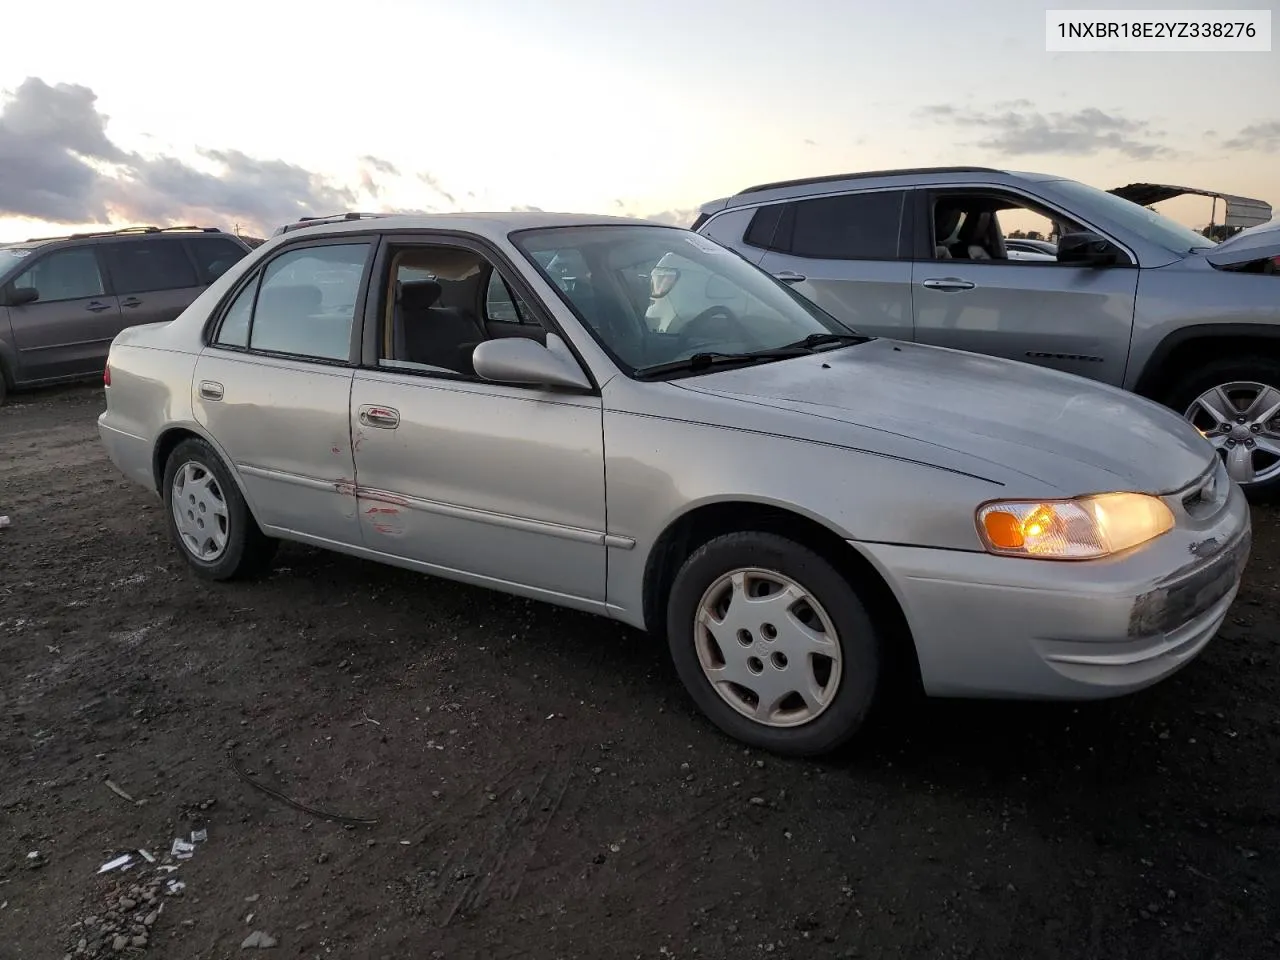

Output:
xmin=787 ymin=190 xmax=905 ymax=260
xmin=246 ymin=242 xmax=370 ymax=361
xmin=214 ymin=277 xmax=257 ymax=348
xmin=188 ymin=236 xmax=250 ymax=284
xmin=103 ymin=240 xmax=199 ymax=294
xmin=743 ymin=204 xmax=787 ymax=250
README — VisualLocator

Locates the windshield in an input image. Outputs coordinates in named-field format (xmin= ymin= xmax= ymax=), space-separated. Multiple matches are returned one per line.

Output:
xmin=511 ymin=225 xmax=853 ymax=375
xmin=1050 ymin=179 xmax=1217 ymax=253
xmin=0 ymin=247 xmax=37 ymax=280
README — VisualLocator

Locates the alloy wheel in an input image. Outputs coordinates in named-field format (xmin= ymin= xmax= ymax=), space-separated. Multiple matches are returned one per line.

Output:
xmin=1184 ymin=381 xmax=1280 ymax=485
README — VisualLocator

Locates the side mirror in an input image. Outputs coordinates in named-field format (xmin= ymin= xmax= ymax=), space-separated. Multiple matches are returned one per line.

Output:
xmin=473 ymin=334 xmax=592 ymax=391
xmin=4 ymin=286 xmax=39 ymax=307
xmin=1057 ymin=232 xmax=1123 ymax=266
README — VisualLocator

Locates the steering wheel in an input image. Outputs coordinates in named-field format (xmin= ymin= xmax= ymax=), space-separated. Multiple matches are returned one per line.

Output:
xmin=676 ymin=304 xmax=742 ymax=350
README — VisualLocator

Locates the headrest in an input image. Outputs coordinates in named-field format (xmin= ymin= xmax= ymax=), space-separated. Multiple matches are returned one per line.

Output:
xmin=399 ymin=279 xmax=443 ymax=310
xmin=959 ymin=211 xmax=990 ymax=244
xmin=934 ymin=205 xmax=963 ymax=242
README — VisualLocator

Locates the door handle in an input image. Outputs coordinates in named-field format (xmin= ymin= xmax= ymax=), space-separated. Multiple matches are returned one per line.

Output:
xmin=121 ymin=297 xmax=142 ymax=308
xmin=921 ymin=278 xmax=976 ymax=292
xmin=773 ymin=270 xmax=807 ymax=284
xmin=359 ymin=404 xmax=400 ymax=429
xmin=85 ymin=301 xmax=112 ymax=313
xmin=199 ymin=380 xmax=224 ymax=401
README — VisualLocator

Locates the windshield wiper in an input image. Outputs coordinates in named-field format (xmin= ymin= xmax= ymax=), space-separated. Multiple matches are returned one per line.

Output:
xmin=777 ymin=332 xmax=871 ymax=350
xmin=633 ymin=332 xmax=873 ymax=380
xmin=633 ymin=347 xmax=811 ymax=380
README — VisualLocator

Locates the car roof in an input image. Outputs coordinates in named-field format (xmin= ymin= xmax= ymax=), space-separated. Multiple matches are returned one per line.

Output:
xmin=0 ymin=225 xmax=234 ymax=250
xmin=270 ymin=210 xmax=672 ymax=238
xmin=708 ymin=166 xmax=1065 ymax=210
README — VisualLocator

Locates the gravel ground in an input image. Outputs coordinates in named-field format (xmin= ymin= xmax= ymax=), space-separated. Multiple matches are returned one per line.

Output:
xmin=1 ymin=384 xmax=1277 ymax=960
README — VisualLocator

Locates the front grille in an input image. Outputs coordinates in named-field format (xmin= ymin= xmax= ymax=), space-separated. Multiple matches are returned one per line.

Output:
xmin=1177 ymin=458 xmax=1228 ymax=519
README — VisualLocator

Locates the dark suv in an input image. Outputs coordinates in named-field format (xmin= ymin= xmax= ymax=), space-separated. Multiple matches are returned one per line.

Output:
xmin=0 ymin=225 xmax=252 ymax=404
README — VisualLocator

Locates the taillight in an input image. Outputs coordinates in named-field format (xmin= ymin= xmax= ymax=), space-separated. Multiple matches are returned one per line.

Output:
xmin=103 ymin=364 xmax=111 ymax=387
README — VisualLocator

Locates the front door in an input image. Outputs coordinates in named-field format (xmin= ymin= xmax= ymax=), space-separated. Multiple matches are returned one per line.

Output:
xmin=910 ymin=188 xmax=1140 ymax=386
xmin=349 ymin=372 xmax=608 ymax=603
xmin=348 ymin=235 xmax=607 ymax=607
xmin=4 ymin=244 xmax=121 ymax=381
xmin=100 ymin=237 xmax=207 ymax=334
xmin=191 ymin=236 xmax=376 ymax=547
xmin=753 ymin=189 xmax=916 ymax=342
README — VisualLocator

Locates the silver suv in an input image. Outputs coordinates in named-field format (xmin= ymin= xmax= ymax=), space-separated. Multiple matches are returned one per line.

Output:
xmin=0 ymin=225 xmax=251 ymax=405
xmin=693 ymin=167 xmax=1280 ymax=496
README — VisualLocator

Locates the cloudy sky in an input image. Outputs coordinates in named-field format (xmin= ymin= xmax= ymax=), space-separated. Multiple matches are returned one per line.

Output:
xmin=1 ymin=0 xmax=1276 ymax=241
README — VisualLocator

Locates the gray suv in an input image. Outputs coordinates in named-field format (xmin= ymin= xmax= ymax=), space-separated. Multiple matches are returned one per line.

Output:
xmin=0 ymin=225 xmax=252 ymax=405
xmin=693 ymin=166 xmax=1280 ymax=496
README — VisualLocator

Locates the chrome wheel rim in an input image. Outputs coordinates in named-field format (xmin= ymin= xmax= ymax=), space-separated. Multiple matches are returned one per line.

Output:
xmin=1184 ymin=381 xmax=1280 ymax=485
xmin=693 ymin=567 xmax=842 ymax=728
xmin=170 ymin=460 xmax=230 ymax=561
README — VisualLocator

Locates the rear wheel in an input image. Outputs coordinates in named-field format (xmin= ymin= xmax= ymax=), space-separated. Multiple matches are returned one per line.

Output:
xmin=162 ymin=437 xmax=277 ymax=580
xmin=1166 ymin=358 xmax=1280 ymax=500
xmin=665 ymin=531 xmax=883 ymax=757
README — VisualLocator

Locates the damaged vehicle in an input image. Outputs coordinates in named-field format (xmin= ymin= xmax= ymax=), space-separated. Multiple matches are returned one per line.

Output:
xmin=98 ymin=212 xmax=1250 ymax=756
xmin=692 ymin=168 xmax=1280 ymax=496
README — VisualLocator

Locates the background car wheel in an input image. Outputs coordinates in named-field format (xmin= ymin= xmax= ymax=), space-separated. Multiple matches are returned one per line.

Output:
xmin=665 ymin=531 xmax=882 ymax=757
xmin=162 ymin=437 xmax=277 ymax=580
xmin=1165 ymin=358 xmax=1280 ymax=501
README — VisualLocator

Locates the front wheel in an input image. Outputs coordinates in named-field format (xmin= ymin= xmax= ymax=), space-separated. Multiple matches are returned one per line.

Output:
xmin=665 ymin=532 xmax=883 ymax=757
xmin=162 ymin=437 xmax=278 ymax=580
xmin=1167 ymin=358 xmax=1280 ymax=501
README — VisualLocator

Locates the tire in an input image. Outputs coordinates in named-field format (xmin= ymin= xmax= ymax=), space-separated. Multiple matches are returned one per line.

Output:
xmin=0 ymin=363 xmax=9 ymax=406
xmin=162 ymin=437 xmax=277 ymax=580
xmin=1163 ymin=357 xmax=1280 ymax=502
xmin=665 ymin=531 xmax=882 ymax=757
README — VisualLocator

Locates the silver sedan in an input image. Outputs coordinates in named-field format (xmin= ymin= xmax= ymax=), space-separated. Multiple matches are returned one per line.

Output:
xmin=98 ymin=212 xmax=1252 ymax=756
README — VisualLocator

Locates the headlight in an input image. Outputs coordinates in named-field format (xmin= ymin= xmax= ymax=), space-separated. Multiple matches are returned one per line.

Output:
xmin=976 ymin=493 xmax=1174 ymax=560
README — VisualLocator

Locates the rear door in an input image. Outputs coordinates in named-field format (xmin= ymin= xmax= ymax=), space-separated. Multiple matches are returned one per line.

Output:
xmin=100 ymin=237 xmax=205 ymax=332
xmin=192 ymin=235 xmax=377 ymax=546
xmin=2 ymin=243 xmax=121 ymax=381
xmin=752 ymin=189 xmax=916 ymax=341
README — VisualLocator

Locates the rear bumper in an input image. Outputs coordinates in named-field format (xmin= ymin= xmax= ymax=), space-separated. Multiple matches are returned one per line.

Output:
xmin=98 ymin=413 xmax=155 ymax=493
xmin=856 ymin=481 xmax=1252 ymax=700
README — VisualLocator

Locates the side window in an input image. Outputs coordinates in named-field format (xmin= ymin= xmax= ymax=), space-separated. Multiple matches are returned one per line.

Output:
xmin=12 ymin=248 xmax=105 ymax=302
xmin=248 ymin=243 xmax=370 ymax=361
xmin=103 ymin=239 xmax=199 ymax=294
xmin=743 ymin=204 xmax=787 ymax=251
xmin=484 ymin=270 xmax=530 ymax=324
xmin=188 ymin=236 xmax=250 ymax=284
xmin=382 ymin=245 xmax=546 ymax=376
xmin=788 ymin=191 xmax=905 ymax=260
xmin=929 ymin=193 xmax=1085 ymax=263
xmin=214 ymin=277 xmax=258 ymax=348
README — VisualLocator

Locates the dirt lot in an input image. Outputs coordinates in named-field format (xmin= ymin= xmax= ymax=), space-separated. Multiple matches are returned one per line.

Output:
xmin=1 ymin=384 xmax=1277 ymax=960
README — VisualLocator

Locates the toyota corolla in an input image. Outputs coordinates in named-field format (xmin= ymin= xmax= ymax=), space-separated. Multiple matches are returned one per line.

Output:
xmin=97 ymin=212 xmax=1252 ymax=755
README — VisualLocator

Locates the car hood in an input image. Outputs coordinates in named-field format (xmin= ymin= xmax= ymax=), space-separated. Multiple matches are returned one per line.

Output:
xmin=675 ymin=339 xmax=1214 ymax=495
xmin=1203 ymin=218 xmax=1280 ymax=267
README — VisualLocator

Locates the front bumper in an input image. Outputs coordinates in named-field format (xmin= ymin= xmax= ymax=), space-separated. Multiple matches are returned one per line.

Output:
xmin=856 ymin=464 xmax=1253 ymax=699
